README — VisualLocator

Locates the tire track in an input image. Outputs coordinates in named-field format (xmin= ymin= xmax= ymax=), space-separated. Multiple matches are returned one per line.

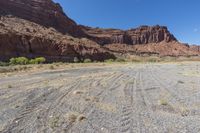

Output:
xmin=117 ymin=71 xmax=139 ymax=133
xmin=78 ymin=73 xmax=126 ymax=132
xmin=149 ymin=64 xmax=190 ymax=116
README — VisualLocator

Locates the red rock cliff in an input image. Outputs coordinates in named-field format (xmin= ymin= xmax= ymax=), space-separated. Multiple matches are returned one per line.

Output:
xmin=81 ymin=25 xmax=177 ymax=45
xmin=0 ymin=0 xmax=87 ymax=37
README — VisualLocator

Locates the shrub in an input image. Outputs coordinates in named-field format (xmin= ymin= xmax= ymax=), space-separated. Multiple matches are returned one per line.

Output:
xmin=0 ymin=61 xmax=9 ymax=66
xmin=83 ymin=59 xmax=92 ymax=63
xmin=16 ymin=57 xmax=29 ymax=65
xmin=159 ymin=99 xmax=168 ymax=106
xmin=104 ymin=59 xmax=114 ymax=63
xmin=9 ymin=57 xmax=29 ymax=65
xmin=29 ymin=59 xmax=36 ymax=64
xmin=29 ymin=57 xmax=46 ymax=64
xmin=9 ymin=57 xmax=46 ymax=65
xmin=7 ymin=84 xmax=12 ymax=88
xmin=9 ymin=58 xmax=17 ymax=65
xmin=131 ymin=58 xmax=141 ymax=62
xmin=49 ymin=65 xmax=55 ymax=70
xmin=73 ymin=57 xmax=80 ymax=63
xmin=34 ymin=57 xmax=46 ymax=64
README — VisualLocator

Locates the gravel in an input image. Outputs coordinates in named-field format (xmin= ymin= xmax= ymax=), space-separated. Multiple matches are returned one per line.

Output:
xmin=0 ymin=62 xmax=200 ymax=133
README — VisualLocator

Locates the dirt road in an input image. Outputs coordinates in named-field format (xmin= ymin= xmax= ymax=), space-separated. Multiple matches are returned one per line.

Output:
xmin=0 ymin=62 xmax=200 ymax=133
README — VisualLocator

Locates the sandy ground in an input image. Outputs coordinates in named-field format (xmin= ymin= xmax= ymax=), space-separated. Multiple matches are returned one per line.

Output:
xmin=0 ymin=62 xmax=200 ymax=133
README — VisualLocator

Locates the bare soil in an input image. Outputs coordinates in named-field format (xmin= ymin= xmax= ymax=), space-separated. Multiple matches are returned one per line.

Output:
xmin=0 ymin=62 xmax=200 ymax=133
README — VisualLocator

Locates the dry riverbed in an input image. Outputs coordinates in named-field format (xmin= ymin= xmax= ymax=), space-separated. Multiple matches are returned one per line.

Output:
xmin=0 ymin=62 xmax=200 ymax=133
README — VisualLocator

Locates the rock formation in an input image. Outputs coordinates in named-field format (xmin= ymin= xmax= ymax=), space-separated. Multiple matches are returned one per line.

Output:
xmin=0 ymin=0 xmax=87 ymax=37
xmin=0 ymin=16 xmax=115 ymax=62
xmin=190 ymin=45 xmax=200 ymax=53
xmin=81 ymin=25 xmax=177 ymax=45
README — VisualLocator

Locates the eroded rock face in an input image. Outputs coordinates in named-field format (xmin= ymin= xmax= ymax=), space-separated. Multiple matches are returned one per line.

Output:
xmin=190 ymin=45 xmax=200 ymax=53
xmin=81 ymin=25 xmax=177 ymax=45
xmin=0 ymin=17 xmax=115 ymax=62
xmin=0 ymin=0 xmax=86 ymax=37
xmin=105 ymin=42 xmax=200 ymax=56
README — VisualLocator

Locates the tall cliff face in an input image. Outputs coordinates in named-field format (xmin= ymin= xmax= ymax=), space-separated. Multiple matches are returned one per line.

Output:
xmin=81 ymin=25 xmax=177 ymax=45
xmin=0 ymin=0 xmax=86 ymax=37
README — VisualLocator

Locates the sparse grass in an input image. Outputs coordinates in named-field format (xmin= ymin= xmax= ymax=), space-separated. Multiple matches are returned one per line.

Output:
xmin=85 ymin=96 xmax=99 ymax=102
xmin=67 ymin=113 xmax=77 ymax=123
xmin=83 ymin=59 xmax=92 ymax=63
xmin=37 ymin=64 xmax=43 ymax=68
xmin=181 ymin=71 xmax=200 ymax=77
xmin=126 ymin=79 xmax=135 ymax=84
xmin=159 ymin=99 xmax=168 ymax=106
xmin=104 ymin=59 xmax=115 ymax=63
xmin=7 ymin=84 xmax=12 ymax=88
xmin=95 ymin=102 xmax=116 ymax=113
xmin=49 ymin=116 xmax=60 ymax=129
xmin=0 ymin=61 xmax=9 ymax=66
xmin=131 ymin=58 xmax=141 ymax=62
xmin=178 ymin=80 xmax=184 ymax=84
xmin=180 ymin=107 xmax=190 ymax=117
xmin=73 ymin=90 xmax=84 ymax=95
xmin=66 ymin=112 xmax=86 ymax=123
xmin=77 ymin=115 xmax=87 ymax=121
xmin=0 ymin=66 xmax=31 ymax=73
xmin=49 ymin=65 xmax=55 ymax=70
xmin=115 ymin=58 xmax=126 ymax=62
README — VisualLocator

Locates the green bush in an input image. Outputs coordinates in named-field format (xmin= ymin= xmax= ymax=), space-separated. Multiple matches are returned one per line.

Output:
xmin=29 ymin=59 xmax=36 ymax=64
xmin=9 ymin=57 xmax=46 ymax=65
xmin=34 ymin=57 xmax=46 ymax=64
xmin=10 ymin=57 xmax=29 ymax=65
xmin=29 ymin=57 xmax=46 ymax=64
xmin=83 ymin=59 xmax=92 ymax=63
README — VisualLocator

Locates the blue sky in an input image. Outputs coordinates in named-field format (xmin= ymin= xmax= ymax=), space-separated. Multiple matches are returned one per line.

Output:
xmin=53 ymin=0 xmax=200 ymax=44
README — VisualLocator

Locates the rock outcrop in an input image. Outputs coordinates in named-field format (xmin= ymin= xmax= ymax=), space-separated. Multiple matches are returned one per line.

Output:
xmin=0 ymin=16 xmax=115 ymax=62
xmin=0 ymin=0 xmax=87 ymax=37
xmin=81 ymin=25 xmax=177 ymax=45
xmin=105 ymin=42 xmax=199 ymax=56
xmin=190 ymin=45 xmax=200 ymax=53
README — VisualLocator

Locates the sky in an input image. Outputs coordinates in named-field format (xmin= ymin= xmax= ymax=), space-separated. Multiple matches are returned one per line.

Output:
xmin=53 ymin=0 xmax=200 ymax=45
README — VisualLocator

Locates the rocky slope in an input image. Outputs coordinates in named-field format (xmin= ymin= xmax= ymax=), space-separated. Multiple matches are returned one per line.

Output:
xmin=105 ymin=42 xmax=199 ymax=56
xmin=190 ymin=45 xmax=200 ymax=53
xmin=0 ymin=0 xmax=199 ymax=62
xmin=0 ymin=16 xmax=115 ymax=62
xmin=0 ymin=0 xmax=87 ymax=37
